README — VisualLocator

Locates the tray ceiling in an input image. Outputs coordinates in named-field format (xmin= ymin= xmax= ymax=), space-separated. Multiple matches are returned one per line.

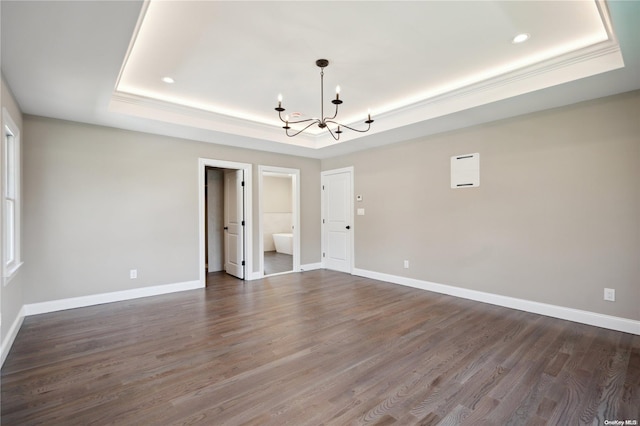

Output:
xmin=2 ymin=1 xmax=639 ymax=158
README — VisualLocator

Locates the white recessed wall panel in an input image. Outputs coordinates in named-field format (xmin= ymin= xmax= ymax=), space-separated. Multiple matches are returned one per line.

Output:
xmin=451 ymin=153 xmax=480 ymax=188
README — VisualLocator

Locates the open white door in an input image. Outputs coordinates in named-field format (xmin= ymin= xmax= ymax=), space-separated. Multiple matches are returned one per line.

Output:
xmin=224 ymin=169 xmax=244 ymax=279
xmin=322 ymin=168 xmax=353 ymax=273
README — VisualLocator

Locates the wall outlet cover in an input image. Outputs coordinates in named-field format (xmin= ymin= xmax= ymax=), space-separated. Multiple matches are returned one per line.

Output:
xmin=604 ymin=288 xmax=615 ymax=301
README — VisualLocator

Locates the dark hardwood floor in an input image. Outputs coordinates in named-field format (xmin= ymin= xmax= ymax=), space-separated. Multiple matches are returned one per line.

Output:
xmin=2 ymin=270 xmax=639 ymax=425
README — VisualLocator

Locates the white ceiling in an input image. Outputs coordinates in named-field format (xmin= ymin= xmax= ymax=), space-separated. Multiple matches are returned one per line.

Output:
xmin=2 ymin=1 xmax=639 ymax=159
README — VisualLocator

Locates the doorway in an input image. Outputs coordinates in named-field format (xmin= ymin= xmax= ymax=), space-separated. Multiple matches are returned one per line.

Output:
xmin=259 ymin=166 xmax=300 ymax=277
xmin=199 ymin=158 xmax=253 ymax=286
xmin=204 ymin=167 xmax=245 ymax=280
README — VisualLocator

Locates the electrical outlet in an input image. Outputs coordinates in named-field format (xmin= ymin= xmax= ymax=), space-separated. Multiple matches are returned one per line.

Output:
xmin=130 ymin=269 xmax=138 ymax=279
xmin=604 ymin=288 xmax=615 ymax=302
xmin=404 ymin=260 xmax=409 ymax=269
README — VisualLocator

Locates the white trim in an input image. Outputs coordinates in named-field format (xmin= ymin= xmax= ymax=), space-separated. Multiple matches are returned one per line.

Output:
xmin=258 ymin=165 xmax=301 ymax=277
xmin=198 ymin=158 xmax=254 ymax=284
xmin=321 ymin=167 xmax=355 ymax=274
xmin=23 ymin=280 xmax=202 ymax=317
xmin=353 ymin=268 xmax=640 ymax=336
xmin=1 ymin=306 xmax=25 ymax=367
xmin=300 ymin=262 xmax=323 ymax=272
xmin=2 ymin=107 xmax=23 ymax=284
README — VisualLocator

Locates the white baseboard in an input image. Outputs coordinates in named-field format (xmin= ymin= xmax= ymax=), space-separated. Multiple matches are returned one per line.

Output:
xmin=353 ymin=268 xmax=640 ymax=336
xmin=23 ymin=280 xmax=203 ymax=316
xmin=1 ymin=306 xmax=26 ymax=367
xmin=300 ymin=262 xmax=323 ymax=272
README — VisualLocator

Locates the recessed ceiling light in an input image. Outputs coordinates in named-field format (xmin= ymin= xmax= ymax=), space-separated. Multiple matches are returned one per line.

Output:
xmin=162 ymin=76 xmax=175 ymax=84
xmin=512 ymin=33 xmax=530 ymax=44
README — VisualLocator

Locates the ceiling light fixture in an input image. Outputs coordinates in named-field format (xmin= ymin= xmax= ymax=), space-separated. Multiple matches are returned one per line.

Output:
xmin=162 ymin=76 xmax=175 ymax=84
xmin=512 ymin=33 xmax=530 ymax=44
xmin=275 ymin=59 xmax=373 ymax=141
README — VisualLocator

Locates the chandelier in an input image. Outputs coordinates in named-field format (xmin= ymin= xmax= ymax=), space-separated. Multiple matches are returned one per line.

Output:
xmin=275 ymin=59 xmax=374 ymax=141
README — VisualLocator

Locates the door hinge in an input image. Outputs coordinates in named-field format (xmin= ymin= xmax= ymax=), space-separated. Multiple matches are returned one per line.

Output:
xmin=322 ymin=219 xmax=325 ymax=224
xmin=322 ymin=185 xmax=325 ymax=190
xmin=242 ymin=260 xmax=245 ymax=266
xmin=323 ymin=252 xmax=325 ymax=258
xmin=242 ymin=220 xmax=245 ymax=226
xmin=241 ymin=181 xmax=245 ymax=187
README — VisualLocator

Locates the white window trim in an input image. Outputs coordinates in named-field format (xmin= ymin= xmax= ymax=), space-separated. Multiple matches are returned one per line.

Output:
xmin=3 ymin=107 xmax=23 ymax=284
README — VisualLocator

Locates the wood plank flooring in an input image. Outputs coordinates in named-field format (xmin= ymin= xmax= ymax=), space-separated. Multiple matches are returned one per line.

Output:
xmin=2 ymin=270 xmax=639 ymax=425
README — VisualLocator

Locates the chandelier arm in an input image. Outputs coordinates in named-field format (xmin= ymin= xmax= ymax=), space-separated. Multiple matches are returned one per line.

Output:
xmin=324 ymin=103 xmax=339 ymax=122
xmin=278 ymin=110 xmax=316 ymax=125
xmin=325 ymin=125 xmax=340 ymax=141
xmin=325 ymin=120 xmax=372 ymax=133
xmin=286 ymin=117 xmax=318 ymax=125
xmin=285 ymin=120 xmax=320 ymax=138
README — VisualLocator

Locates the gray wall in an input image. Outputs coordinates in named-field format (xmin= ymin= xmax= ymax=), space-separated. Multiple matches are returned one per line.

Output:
xmin=1 ymin=75 xmax=25 ymax=345
xmin=4 ymin=81 xmax=638 ymax=344
xmin=322 ymin=91 xmax=640 ymax=321
xmin=22 ymin=116 xmax=321 ymax=303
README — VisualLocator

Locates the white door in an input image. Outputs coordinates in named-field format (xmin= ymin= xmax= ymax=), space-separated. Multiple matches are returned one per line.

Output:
xmin=322 ymin=168 xmax=353 ymax=273
xmin=224 ymin=169 xmax=244 ymax=279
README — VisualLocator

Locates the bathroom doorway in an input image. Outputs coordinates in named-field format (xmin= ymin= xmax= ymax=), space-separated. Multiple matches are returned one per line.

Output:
xmin=259 ymin=166 xmax=300 ymax=276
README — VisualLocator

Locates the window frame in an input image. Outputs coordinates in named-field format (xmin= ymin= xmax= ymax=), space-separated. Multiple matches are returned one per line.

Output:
xmin=3 ymin=108 xmax=22 ymax=284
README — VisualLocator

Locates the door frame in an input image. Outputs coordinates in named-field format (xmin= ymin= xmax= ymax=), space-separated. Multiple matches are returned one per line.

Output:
xmin=199 ymin=158 xmax=253 ymax=286
xmin=258 ymin=165 xmax=301 ymax=277
xmin=321 ymin=166 xmax=354 ymax=273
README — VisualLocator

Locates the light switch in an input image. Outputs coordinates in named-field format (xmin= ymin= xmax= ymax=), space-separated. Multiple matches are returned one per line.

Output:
xmin=357 ymin=208 xmax=365 ymax=216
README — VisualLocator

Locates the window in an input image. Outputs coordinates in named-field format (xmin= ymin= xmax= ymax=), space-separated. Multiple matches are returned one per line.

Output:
xmin=3 ymin=108 xmax=22 ymax=283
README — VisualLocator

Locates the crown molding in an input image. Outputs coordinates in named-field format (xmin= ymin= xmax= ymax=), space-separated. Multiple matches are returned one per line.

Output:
xmin=111 ymin=1 xmax=623 ymax=151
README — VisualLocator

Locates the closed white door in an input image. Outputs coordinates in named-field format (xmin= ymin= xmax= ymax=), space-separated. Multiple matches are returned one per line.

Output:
xmin=322 ymin=168 xmax=353 ymax=273
xmin=224 ymin=169 xmax=244 ymax=279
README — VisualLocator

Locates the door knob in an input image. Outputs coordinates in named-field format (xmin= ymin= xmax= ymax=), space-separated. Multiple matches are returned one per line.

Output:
xmin=346 ymin=225 xmax=351 ymax=230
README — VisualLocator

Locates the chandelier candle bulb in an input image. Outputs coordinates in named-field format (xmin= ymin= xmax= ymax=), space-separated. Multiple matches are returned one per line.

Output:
xmin=365 ymin=108 xmax=374 ymax=124
xmin=332 ymin=83 xmax=343 ymax=105
xmin=275 ymin=94 xmax=285 ymax=112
